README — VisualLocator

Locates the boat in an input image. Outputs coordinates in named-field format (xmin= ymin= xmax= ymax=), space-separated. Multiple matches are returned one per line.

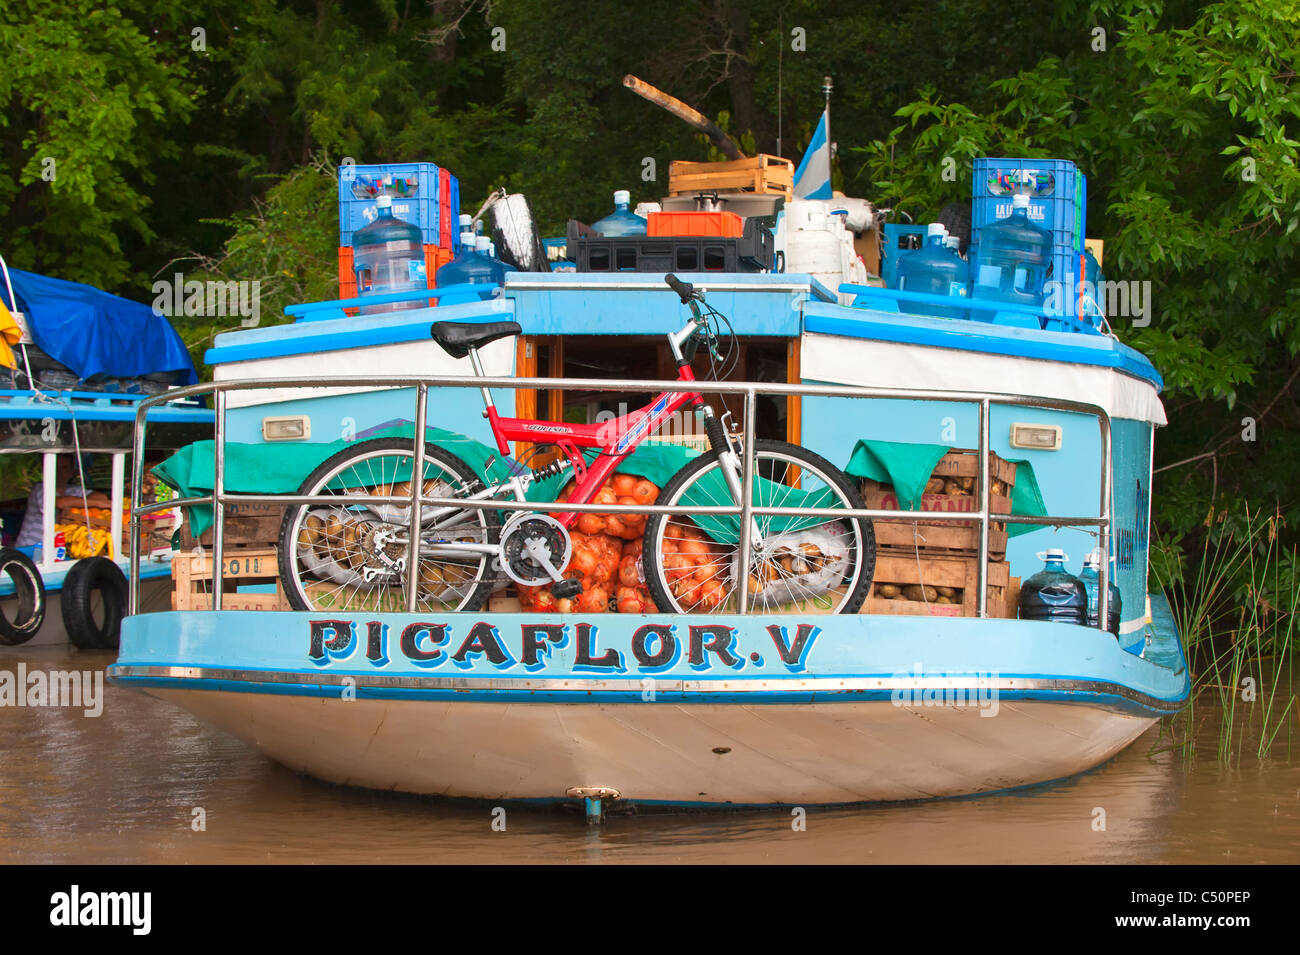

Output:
xmin=0 ymin=257 xmax=212 ymax=649
xmin=106 ymin=250 xmax=1188 ymax=814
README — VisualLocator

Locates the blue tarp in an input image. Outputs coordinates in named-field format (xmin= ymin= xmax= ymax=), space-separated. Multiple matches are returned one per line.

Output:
xmin=2 ymin=268 xmax=197 ymax=384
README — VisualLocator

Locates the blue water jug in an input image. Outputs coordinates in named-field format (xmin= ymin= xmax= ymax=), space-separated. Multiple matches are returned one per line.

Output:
xmin=353 ymin=196 xmax=427 ymax=315
xmin=593 ymin=190 xmax=647 ymax=236
xmin=1018 ymin=548 xmax=1088 ymax=626
xmin=897 ymin=223 xmax=969 ymax=320
xmin=972 ymin=193 xmax=1053 ymax=307
xmin=436 ymin=235 xmax=514 ymax=305
xmin=1079 ymin=550 xmax=1122 ymax=636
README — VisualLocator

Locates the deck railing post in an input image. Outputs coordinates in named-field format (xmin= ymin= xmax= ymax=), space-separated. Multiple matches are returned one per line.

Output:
xmin=977 ymin=399 xmax=990 ymax=618
xmin=212 ymin=390 xmax=226 ymax=612
xmin=1098 ymin=414 xmax=1113 ymax=632
xmin=736 ymin=388 xmax=757 ymax=615
xmin=406 ymin=383 xmax=429 ymax=613
xmin=129 ymin=404 xmax=147 ymax=616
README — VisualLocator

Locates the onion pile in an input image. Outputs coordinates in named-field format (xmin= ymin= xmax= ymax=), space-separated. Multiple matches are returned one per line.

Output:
xmin=518 ymin=533 xmax=658 ymax=614
xmin=659 ymin=519 xmax=729 ymax=610
xmin=561 ymin=472 xmax=659 ymax=540
xmin=516 ymin=471 xmax=662 ymax=613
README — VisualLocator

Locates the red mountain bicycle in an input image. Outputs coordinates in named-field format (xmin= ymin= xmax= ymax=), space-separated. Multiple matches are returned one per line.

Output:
xmin=278 ymin=275 xmax=875 ymax=614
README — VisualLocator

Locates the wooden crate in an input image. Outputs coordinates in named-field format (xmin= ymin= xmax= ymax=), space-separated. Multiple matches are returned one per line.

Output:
xmin=668 ymin=154 xmax=794 ymax=198
xmin=931 ymin=449 xmax=1018 ymax=487
xmin=865 ymin=550 xmax=1012 ymax=618
xmin=863 ymin=483 xmax=1012 ymax=552
xmin=179 ymin=500 xmax=285 ymax=549
xmin=171 ymin=545 xmax=289 ymax=611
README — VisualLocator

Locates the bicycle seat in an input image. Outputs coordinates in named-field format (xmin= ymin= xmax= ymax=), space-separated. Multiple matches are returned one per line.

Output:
xmin=430 ymin=320 xmax=522 ymax=359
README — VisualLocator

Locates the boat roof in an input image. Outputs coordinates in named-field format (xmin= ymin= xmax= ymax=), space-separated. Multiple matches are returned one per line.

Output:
xmin=204 ymin=272 xmax=1162 ymax=394
xmin=0 ymin=389 xmax=212 ymax=424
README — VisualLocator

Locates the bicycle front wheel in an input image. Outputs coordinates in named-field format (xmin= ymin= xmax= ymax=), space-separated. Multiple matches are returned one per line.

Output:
xmin=641 ymin=439 xmax=874 ymax=614
xmin=277 ymin=437 xmax=500 ymax=614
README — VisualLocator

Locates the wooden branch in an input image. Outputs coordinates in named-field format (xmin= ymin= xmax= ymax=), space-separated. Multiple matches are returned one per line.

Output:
xmin=623 ymin=74 xmax=745 ymax=161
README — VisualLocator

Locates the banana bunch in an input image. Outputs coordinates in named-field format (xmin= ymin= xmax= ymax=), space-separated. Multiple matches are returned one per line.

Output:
xmin=54 ymin=522 xmax=111 ymax=559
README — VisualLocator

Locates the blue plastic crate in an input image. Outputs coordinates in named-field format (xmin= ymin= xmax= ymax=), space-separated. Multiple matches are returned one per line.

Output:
xmin=972 ymin=158 xmax=1085 ymax=265
xmin=881 ymin=223 xmax=928 ymax=288
xmin=339 ymin=162 xmax=440 ymax=247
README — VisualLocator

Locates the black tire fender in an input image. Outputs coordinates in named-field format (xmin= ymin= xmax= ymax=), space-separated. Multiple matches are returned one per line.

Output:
xmin=61 ymin=557 xmax=127 ymax=650
xmin=0 ymin=547 xmax=46 ymax=645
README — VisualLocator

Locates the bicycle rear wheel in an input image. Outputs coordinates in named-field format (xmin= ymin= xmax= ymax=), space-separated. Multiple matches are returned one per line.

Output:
xmin=641 ymin=439 xmax=874 ymax=614
xmin=277 ymin=438 xmax=500 ymax=613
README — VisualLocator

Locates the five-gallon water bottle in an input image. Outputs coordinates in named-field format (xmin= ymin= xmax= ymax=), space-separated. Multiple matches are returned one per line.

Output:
xmin=944 ymin=235 xmax=963 ymax=258
xmin=593 ymin=190 xmax=647 ymax=236
xmin=1018 ymin=548 xmax=1088 ymax=626
xmin=1079 ymin=550 xmax=1122 ymax=636
xmin=896 ymin=223 xmax=969 ymax=320
xmin=353 ymin=195 xmax=426 ymax=315
xmin=436 ymin=235 xmax=514 ymax=306
xmin=972 ymin=193 xmax=1053 ymax=307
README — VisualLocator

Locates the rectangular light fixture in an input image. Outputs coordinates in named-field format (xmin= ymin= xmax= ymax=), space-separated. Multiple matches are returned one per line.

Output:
xmin=262 ymin=415 xmax=310 ymax=441
xmin=1009 ymin=423 xmax=1062 ymax=450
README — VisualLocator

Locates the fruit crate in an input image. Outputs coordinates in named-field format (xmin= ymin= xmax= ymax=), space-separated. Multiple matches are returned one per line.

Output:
xmin=338 ymin=162 xmax=442 ymax=248
xmin=971 ymin=158 xmax=1086 ymax=279
xmin=860 ymin=448 xmax=1016 ymax=556
xmin=178 ymin=500 xmax=285 ymax=550
xmin=171 ymin=546 xmax=289 ymax=612
xmin=568 ymin=217 xmax=775 ymax=273
xmin=865 ymin=551 xmax=1012 ymax=618
xmin=668 ymin=154 xmax=794 ymax=199
xmin=647 ymin=210 xmax=744 ymax=237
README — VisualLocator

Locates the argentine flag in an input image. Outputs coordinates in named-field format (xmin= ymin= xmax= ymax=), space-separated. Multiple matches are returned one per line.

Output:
xmin=792 ymin=109 xmax=832 ymax=199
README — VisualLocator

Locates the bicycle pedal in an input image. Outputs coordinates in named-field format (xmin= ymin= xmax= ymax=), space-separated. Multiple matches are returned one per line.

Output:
xmin=552 ymin=579 xmax=583 ymax=599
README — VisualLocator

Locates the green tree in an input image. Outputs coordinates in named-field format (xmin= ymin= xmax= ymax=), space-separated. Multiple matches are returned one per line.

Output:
xmin=852 ymin=0 xmax=1300 ymax=536
xmin=0 ymin=0 xmax=196 ymax=289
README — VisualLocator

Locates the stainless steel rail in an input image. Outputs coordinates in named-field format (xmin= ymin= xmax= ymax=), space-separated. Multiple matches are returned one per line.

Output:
xmin=129 ymin=373 xmax=1113 ymax=626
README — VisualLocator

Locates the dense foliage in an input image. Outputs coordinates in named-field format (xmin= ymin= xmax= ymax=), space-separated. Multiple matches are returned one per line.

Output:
xmin=1 ymin=0 xmax=1296 ymax=547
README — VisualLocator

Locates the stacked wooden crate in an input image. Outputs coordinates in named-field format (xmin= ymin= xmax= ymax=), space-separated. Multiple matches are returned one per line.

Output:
xmin=173 ymin=501 xmax=289 ymax=611
xmin=667 ymin=154 xmax=794 ymax=199
xmin=861 ymin=450 xmax=1020 ymax=617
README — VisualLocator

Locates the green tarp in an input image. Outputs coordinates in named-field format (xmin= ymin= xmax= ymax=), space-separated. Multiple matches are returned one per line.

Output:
xmin=843 ymin=439 xmax=1047 ymax=537
xmin=156 ymin=432 xmax=1048 ymax=544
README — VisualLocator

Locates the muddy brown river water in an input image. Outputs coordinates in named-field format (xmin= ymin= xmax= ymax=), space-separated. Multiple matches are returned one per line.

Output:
xmin=1 ymin=646 xmax=1297 ymax=864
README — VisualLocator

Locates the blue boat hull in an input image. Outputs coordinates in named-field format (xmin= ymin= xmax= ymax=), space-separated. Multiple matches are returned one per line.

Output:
xmin=109 ymin=604 xmax=1187 ymax=805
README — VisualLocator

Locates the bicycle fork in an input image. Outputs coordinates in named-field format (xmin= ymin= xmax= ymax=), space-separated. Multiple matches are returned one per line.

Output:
xmin=701 ymin=406 xmax=766 ymax=553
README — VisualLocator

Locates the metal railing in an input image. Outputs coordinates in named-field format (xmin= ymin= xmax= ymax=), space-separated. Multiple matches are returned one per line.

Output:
xmin=129 ymin=373 xmax=1113 ymax=626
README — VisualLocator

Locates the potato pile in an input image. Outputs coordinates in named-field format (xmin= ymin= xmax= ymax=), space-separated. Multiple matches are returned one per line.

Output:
xmin=921 ymin=475 xmax=1008 ymax=497
xmin=874 ymin=583 xmax=959 ymax=605
xmin=517 ymin=533 xmax=658 ymax=614
xmin=517 ymin=471 xmax=661 ymax=613
xmin=660 ymin=519 xmax=730 ymax=610
xmin=747 ymin=542 xmax=838 ymax=595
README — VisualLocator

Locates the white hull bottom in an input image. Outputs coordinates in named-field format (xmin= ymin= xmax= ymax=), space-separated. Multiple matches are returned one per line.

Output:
xmin=149 ymin=688 xmax=1156 ymax=805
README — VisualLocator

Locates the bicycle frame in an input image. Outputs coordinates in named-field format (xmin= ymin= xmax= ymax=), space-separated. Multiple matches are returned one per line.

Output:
xmin=469 ymin=308 xmax=713 ymax=529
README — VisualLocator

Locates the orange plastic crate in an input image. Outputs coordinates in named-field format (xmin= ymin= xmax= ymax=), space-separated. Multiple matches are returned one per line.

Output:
xmin=338 ymin=246 xmax=356 ymax=299
xmin=338 ymin=244 xmax=442 ymax=309
xmin=647 ymin=210 xmax=744 ymax=238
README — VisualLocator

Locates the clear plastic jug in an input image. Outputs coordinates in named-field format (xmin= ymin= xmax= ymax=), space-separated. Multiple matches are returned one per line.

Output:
xmin=353 ymin=195 xmax=426 ymax=315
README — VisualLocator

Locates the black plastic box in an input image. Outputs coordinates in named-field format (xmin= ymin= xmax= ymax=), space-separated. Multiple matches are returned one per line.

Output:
xmin=567 ymin=217 xmax=777 ymax=273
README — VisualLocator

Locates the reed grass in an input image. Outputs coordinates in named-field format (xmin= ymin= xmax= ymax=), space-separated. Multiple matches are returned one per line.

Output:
xmin=1150 ymin=506 xmax=1297 ymax=763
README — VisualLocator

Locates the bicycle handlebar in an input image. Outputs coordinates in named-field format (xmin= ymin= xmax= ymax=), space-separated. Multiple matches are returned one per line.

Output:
xmin=664 ymin=273 xmax=697 ymax=305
